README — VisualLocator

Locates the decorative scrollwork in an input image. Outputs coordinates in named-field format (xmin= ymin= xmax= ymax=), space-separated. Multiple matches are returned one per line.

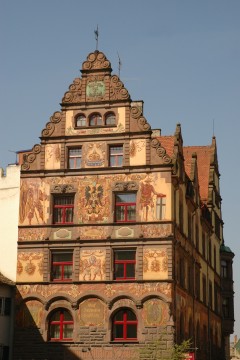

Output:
xmin=131 ymin=106 xmax=142 ymax=119
xmin=138 ymin=117 xmax=151 ymax=131
xmin=151 ymin=138 xmax=172 ymax=164
xmin=62 ymin=78 xmax=82 ymax=103
xmin=110 ymin=75 xmax=130 ymax=101
xmin=113 ymin=181 xmax=138 ymax=192
xmin=51 ymin=184 xmax=76 ymax=194
xmin=21 ymin=144 xmax=42 ymax=171
xmin=82 ymin=51 xmax=111 ymax=71
xmin=41 ymin=111 xmax=62 ymax=137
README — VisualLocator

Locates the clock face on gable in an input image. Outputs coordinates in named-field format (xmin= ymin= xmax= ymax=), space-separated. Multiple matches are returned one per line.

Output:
xmin=86 ymin=80 xmax=105 ymax=98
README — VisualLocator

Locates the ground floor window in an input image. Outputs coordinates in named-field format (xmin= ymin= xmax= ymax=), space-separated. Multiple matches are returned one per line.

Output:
xmin=112 ymin=309 xmax=137 ymax=341
xmin=49 ymin=309 xmax=73 ymax=341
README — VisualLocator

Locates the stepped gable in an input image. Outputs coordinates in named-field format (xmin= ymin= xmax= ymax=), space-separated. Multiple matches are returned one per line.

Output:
xmin=183 ymin=145 xmax=211 ymax=203
xmin=62 ymin=50 xmax=131 ymax=105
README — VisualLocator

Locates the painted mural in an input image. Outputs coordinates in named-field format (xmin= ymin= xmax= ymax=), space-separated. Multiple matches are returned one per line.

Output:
xmin=139 ymin=176 xmax=166 ymax=221
xmin=143 ymin=248 xmax=168 ymax=280
xmin=18 ymin=228 xmax=47 ymax=241
xmin=79 ymin=250 xmax=106 ymax=281
xmin=78 ymin=298 xmax=106 ymax=326
xmin=16 ymin=282 xmax=172 ymax=301
xmin=129 ymin=139 xmax=146 ymax=166
xmin=17 ymin=252 xmax=44 ymax=282
xmin=84 ymin=143 xmax=106 ymax=167
xmin=141 ymin=224 xmax=172 ymax=238
xmin=142 ymin=298 xmax=169 ymax=326
xmin=19 ymin=179 xmax=49 ymax=226
xmin=45 ymin=144 xmax=61 ymax=169
xmin=78 ymin=226 xmax=108 ymax=239
xmin=16 ymin=300 xmax=44 ymax=328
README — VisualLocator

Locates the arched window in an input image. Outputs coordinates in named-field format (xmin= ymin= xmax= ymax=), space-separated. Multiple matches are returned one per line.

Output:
xmin=112 ymin=309 xmax=137 ymax=341
xmin=49 ymin=309 xmax=73 ymax=341
xmin=89 ymin=113 xmax=102 ymax=126
xmin=105 ymin=112 xmax=116 ymax=126
xmin=75 ymin=114 xmax=86 ymax=127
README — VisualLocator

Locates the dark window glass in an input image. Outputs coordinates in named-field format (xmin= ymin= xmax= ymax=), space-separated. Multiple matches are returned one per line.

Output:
xmin=53 ymin=196 xmax=74 ymax=224
xmin=89 ymin=113 xmax=102 ymax=126
xmin=112 ymin=309 xmax=137 ymax=341
xmin=52 ymin=253 xmax=73 ymax=281
xmin=115 ymin=193 xmax=136 ymax=222
xmin=114 ymin=250 xmax=136 ymax=280
xmin=49 ymin=309 xmax=73 ymax=341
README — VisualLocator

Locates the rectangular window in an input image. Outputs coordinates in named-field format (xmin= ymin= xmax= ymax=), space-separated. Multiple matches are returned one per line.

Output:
xmin=53 ymin=195 xmax=74 ymax=224
xmin=202 ymin=275 xmax=207 ymax=304
xmin=51 ymin=252 xmax=73 ymax=282
xmin=0 ymin=298 xmax=11 ymax=316
xmin=114 ymin=250 xmax=136 ymax=280
xmin=221 ymin=260 xmax=228 ymax=278
xmin=156 ymin=196 xmax=166 ymax=220
xmin=115 ymin=193 xmax=136 ymax=222
xmin=109 ymin=146 xmax=123 ymax=167
xmin=222 ymin=298 xmax=230 ymax=318
xmin=68 ymin=148 xmax=82 ymax=169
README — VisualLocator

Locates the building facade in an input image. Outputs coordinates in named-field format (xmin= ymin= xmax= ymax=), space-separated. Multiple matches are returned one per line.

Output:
xmin=13 ymin=51 xmax=234 ymax=360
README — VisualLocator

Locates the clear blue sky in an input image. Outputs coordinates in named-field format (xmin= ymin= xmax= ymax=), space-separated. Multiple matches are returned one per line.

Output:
xmin=1 ymin=0 xmax=239 ymax=337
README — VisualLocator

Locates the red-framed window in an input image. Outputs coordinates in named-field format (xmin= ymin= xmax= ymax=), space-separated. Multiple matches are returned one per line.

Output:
xmin=114 ymin=250 xmax=136 ymax=280
xmin=68 ymin=148 xmax=82 ymax=169
xmin=89 ymin=113 xmax=102 ymax=126
xmin=49 ymin=309 xmax=73 ymax=341
xmin=112 ymin=309 xmax=137 ymax=341
xmin=53 ymin=195 xmax=74 ymax=224
xmin=51 ymin=253 xmax=73 ymax=282
xmin=109 ymin=146 xmax=123 ymax=167
xmin=105 ymin=112 xmax=116 ymax=125
xmin=115 ymin=193 xmax=136 ymax=222
xmin=75 ymin=114 xmax=86 ymax=127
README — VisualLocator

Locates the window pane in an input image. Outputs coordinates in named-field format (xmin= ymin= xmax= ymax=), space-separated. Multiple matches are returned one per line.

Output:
xmin=53 ymin=253 xmax=72 ymax=262
xmin=106 ymin=113 xmax=116 ymax=125
xmin=64 ymin=265 xmax=72 ymax=279
xmin=115 ymin=310 xmax=124 ymax=321
xmin=116 ymin=205 xmax=125 ymax=221
xmin=54 ymin=208 xmax=63 ymax=223
xmin=63 ymin=311 xmax=72 ymax=321
xmin=114 ymin=324 xmax=123 ymax=338
xmin=115 ymin=251 xmax=135 ymax=260
xmin=50 ymin=324 xmax=60 ymax=338
xmin=51 ymin=311 xmax=61 ymax=321
xmin=76 ymin=115 xmax=86 ymax=127
xmin=126 ymin=310 xmax=136 ymax=321
xmin=63 ymin=324 xmax=73 ymax=338
xmin=127 ymin=324 xmax=137 ymax=338
xmin=116 ymin=194 xmax=136 ymax=203
xmin=52 ymin=266 xmax=61 ymax=279
xmin=127 ymin=205 xmax=136 ymax=220
xmin=126 ymin=264 xmax=135 ymax=278
xmin=65 ymin=208 xmax=73 ymax=222
xmin=115 ymin=264 xmax=124 ymax=278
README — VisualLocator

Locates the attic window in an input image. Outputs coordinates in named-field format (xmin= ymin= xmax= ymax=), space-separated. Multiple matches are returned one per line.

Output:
xmin=105 ymin=112 xmax=116 ymax=126
xmin=76 ymin=114 xmax=86 ymax=127
xmin=89 ymin=113 xmax=102 ymax=126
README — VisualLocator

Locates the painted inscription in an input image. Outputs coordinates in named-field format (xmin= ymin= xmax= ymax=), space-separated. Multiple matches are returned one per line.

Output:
xmin=79 ymin=298 xmax=105 ymax=326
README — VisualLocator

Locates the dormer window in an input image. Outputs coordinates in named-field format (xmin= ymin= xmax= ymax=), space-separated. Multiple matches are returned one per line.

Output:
xmin=76 ymin=114 xmax=86 ymax=127
xmin=89 ymin=113 xmax=102 ymax=126
xmin=105 ymin=112 xmax=116 ymax=126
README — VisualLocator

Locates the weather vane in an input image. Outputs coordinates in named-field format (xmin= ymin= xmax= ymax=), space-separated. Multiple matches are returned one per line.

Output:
xmin=94 ymin=25 xmax=99 ymax=50
xmin=117 ymin=52 xmax=122 ymax=78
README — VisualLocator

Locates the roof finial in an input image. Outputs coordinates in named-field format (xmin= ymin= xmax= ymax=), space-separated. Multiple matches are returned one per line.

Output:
xmin=94 ymin=25 xmax=99 ymax=50
xmin=117 ymin=52 xmax=122 ymax=77
xmin=212 ymin=118 xmax=215 ymax=137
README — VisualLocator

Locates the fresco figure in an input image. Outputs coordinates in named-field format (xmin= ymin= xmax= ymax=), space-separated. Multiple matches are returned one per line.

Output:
xmin=140 ymin=178 xmax=165 ymax=221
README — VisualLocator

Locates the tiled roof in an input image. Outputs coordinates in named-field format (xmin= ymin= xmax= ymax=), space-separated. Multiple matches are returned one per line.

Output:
xmin=183 ymin=146 xmax=211 ymax=202
xmin=0 ymin=272 xmax=15 ymax=286
xmin=157 ymin=136 xmax=175 ymax=157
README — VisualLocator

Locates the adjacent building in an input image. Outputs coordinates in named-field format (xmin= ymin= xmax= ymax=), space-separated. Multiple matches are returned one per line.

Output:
xmin=13 ymin=50 xmax=234 ymax=360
